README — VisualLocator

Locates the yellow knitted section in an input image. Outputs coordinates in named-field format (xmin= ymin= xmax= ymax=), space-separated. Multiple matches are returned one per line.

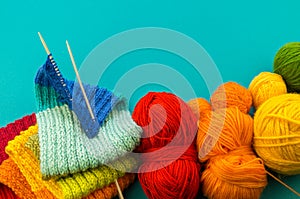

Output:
xmin=5 ymin=125 xmax=60 ymax=198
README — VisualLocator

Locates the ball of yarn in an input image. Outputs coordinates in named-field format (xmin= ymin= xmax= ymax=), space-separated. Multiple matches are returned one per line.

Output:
xmin=196 ymin=107 xmax=267 ymax=199
xmin=274 ymin=42 xmax=300 ymax=92
xmin=197 ymin=107 xmax=253 ymax=162
xmin=249 ymin=72 xmax=287 ymax=109
xmin=132 ymin=92 xmax=201 ymax=199
xmin=187 ymin=98 xmax=211 ymax=118
xmin=201 ymin=147 xmax=267 ymax=199
xmin=210 ymin=82 xmax=252 ymax=114
xmin=253 ymin=93 xmax=300 ymax=175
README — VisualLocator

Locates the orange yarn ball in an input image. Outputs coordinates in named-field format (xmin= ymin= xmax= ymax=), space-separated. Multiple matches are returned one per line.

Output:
xmin=196 ymin=107 xmax=267 ymax=199
xmin=201 ymin=147 xmax=267 ymax=199
xmin=197 ymin=107 xmax=253 ymax=162
xmin=187 ymin=98 xmax=212 ymax=118
xmin=210 ymin=82 xmax=252 ymax=114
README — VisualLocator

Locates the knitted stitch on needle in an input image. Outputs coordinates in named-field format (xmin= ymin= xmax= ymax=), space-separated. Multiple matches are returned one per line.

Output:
xmin=35 ymin=55 xmax=142 ymax=179
xmin=5 ymin=125 xmax=138 ymax=199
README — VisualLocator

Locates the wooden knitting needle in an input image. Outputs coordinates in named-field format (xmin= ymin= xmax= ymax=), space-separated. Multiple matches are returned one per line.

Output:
xmin=66 ymin=40 xmax=96 ymax=121
xmin=115 ymin=179 xmax=125 ymax=199
xmin=65 ymin=40 xmax=125 ymax=199
xmin=266 ymin=171 xmax=300 ymax=197
xmin=38 ymin=32 xmax=51 ymax=55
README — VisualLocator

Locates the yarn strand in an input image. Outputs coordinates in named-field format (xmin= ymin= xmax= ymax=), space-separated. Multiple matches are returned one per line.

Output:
xmin=266 ymin=114 xmax=300 ymax=125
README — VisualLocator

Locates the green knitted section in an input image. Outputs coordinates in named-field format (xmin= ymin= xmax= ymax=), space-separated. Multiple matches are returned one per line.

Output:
xmin=25 ymin=135 xmax=138 ymax=199
xmin=25 ymin=134 xmax=40 ymax=161
xmin=37 ymin=101 xmax=141 ymax=179
xmin=35 ymin=84 xmax=64 ymax=111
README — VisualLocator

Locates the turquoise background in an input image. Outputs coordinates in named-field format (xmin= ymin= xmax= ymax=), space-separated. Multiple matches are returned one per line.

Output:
xmin=0 ymin=0 xmax=300 ymax=198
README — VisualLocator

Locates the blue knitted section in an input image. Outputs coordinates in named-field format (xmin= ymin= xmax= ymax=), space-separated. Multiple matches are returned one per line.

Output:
xmin=35 ymin=55 xmax=120 ymax=138
xmin=35 ymin=66 xmax=51 ymax=87
xmin=34 ymin=67 xmax=64 ymax=111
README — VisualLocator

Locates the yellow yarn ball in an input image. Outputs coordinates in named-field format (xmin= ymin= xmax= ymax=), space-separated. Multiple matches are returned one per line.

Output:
xmin=253 ymin=94 xmax=300 ymax=175
xmin=249 ymin=72 xmax=287 ymax=109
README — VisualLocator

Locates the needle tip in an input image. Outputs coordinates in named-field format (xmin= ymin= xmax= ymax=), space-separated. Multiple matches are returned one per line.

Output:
xmin=38 ymin=32 xmax=42 ymax=39
xmin=37 ymin=32 xmax=51 ymax=55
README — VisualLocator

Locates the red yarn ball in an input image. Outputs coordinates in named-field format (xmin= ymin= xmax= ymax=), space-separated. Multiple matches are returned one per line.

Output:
xmin=132 ymin=92 xmax=201 ymax=199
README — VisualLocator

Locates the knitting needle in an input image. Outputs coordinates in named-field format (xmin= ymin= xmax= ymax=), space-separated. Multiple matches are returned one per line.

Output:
xmin=65 ymin=40 xmax=125 ymax=199
xmin=115 ymin=179 xmax=124 ymax=199
xmin=66 ymin=40 xmax=96 ymax=121
xmin=266 ymin=171 xmax=300 ymax=197
xmin=38 ymin=32 xmax=51 ymax=55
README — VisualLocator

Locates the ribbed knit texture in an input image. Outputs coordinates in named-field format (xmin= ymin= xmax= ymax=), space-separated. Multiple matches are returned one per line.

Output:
xmin=38 ymin=55 xmax=120 ymax=138
xmin=0 ymin=114 xmax=36 ymax=199
xmin=0 ymin=157 xmax=135 ymax=199
xmin=35 ymin=61 xmax=142 ymax=179
xmin=25 ymin=135 xmax=137 ymax=199
xmin=0 ymin=113 xmax=36 ymax=164
xmin=4 ymin=126 xmax=56 ymax=198
xmin=0 ymin=158 xmax=39 ymax=199
xmin=5 ymin=125 xmax=138 ymax=199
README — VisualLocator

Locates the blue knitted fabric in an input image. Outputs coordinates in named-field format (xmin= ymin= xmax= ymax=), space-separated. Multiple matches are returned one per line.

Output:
xmin=39 ymin=55 xmax=119 ymax=138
